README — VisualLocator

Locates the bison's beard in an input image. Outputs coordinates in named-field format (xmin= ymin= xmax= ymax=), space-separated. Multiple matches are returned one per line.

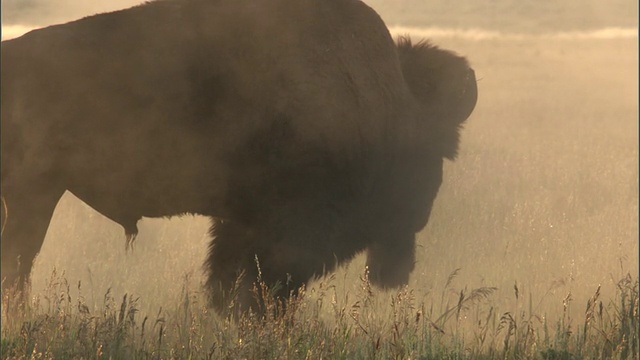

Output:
xmin=365 ymin=234 xmax=416 ymax=288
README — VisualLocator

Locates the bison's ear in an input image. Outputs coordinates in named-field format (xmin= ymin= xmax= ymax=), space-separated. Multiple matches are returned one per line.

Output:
xmin=396 ymin=36 xmax=477 ymax=160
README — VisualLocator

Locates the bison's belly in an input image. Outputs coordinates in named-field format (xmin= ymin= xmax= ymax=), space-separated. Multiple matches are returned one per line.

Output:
xmin=61 ymin=128 xmax=233 ymax=225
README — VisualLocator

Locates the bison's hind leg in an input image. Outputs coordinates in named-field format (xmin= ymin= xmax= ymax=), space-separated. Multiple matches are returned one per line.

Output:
xmin=1 ymin=182 xmax=65 ymax=292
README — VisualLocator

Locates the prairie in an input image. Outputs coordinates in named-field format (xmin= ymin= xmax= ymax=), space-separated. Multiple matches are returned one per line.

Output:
xmin=2 ymin=17 xmax=638 ymax=360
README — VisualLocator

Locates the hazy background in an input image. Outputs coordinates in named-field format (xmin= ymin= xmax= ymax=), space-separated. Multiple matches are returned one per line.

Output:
xmin=2 ymin=0 xmax=638 ymax=33
xmin=1 ymin=0 xmax=638 ymax=327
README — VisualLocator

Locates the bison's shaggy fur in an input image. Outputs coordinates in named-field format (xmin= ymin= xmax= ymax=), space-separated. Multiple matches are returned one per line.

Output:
xmin=1 ymin=0 xmax=477 ymax=313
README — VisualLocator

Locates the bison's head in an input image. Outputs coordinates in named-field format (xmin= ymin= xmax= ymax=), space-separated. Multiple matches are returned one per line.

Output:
xmin=396 ymin=36 xmax=478 ymax=160
xmin=366 ymin=36 xmax=478 ymax=288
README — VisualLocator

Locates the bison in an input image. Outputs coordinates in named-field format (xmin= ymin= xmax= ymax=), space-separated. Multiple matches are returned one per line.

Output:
xmin=1 ymin=0 xmax=477 ymax=313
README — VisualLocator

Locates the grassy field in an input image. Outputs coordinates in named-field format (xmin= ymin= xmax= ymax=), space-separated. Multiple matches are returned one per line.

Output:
xmin=1 ymin=268 xmax=638 ymax=359
xmin=2 ymin=32 xmax=638 ymax=358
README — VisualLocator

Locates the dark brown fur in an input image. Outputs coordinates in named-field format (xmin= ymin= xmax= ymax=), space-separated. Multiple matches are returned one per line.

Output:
xmin=1 ymin=0 xmax=477 ymax=313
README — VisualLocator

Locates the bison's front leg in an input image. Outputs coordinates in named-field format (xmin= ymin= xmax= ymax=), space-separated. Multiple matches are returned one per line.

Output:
xmin=205 ymin=219 xmax=261 ymax=315
xmin=205 ymin=201 xmax=358 ymax=315
xmin=205 ymin=216 xmax=327 ymax=316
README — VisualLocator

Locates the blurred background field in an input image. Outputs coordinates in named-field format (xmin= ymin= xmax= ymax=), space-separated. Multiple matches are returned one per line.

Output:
xmin=3 ymin=0 xmax=637 ymax=33
xmin=1 ymin=0 xmax=638 ymax=357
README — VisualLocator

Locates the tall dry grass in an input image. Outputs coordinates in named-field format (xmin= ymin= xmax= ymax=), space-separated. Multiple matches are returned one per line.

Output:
xmin=2 ymin=267 xmax=638 ymax=359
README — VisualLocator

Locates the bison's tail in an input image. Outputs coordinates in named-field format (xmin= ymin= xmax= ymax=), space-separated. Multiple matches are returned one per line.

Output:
xmin=1 ymin=196 xmax=7 ymax=237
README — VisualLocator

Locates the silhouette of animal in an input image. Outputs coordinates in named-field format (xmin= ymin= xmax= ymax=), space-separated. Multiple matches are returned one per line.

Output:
xmin=1 ymin=0 xmax=477 ymax=313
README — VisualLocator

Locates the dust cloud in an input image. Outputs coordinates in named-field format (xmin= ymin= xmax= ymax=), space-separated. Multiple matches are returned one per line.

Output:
xmin=2 ymin=0 xmax=637 ymax=322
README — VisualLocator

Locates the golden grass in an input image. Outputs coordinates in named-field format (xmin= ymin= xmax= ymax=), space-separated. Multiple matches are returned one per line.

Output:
xmin=2 ymin=268 xmax=638 ymax=359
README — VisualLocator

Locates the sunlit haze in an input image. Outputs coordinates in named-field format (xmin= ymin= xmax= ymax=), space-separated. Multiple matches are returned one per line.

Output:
xmin=1 ymin=0 xmax=637 ymax=337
